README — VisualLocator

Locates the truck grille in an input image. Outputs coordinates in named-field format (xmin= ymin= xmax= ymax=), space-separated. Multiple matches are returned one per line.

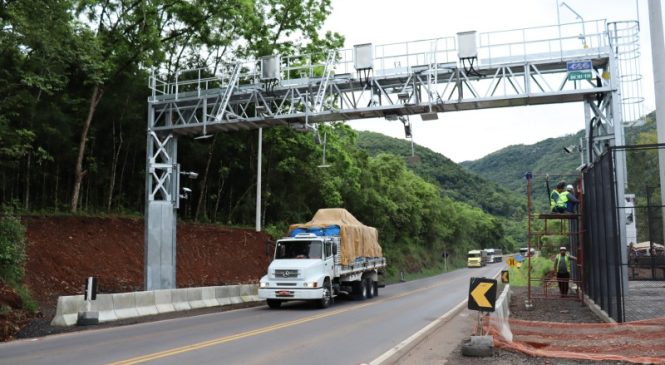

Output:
xmin=274 ymin=269 xmax=299 ymax=278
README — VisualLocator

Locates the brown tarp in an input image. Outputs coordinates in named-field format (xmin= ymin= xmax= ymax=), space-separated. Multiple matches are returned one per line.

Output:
xmin=288 ymin=208 xmax=382 ymax=266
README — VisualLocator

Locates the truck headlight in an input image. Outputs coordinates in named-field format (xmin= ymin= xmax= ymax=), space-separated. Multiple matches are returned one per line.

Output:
xmin=260 ymin=282 xmax=269 ymax=288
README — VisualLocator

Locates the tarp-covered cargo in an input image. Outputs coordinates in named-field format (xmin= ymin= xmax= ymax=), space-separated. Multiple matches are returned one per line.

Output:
xmin=288 ymin=208 xmax=382 ymax=266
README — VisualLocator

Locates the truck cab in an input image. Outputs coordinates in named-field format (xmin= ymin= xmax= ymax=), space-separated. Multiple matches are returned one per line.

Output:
xmin=259 ymin=233 xmax=337 ymax=308
xmin=467 ymin=249 xmax=487 ymax=267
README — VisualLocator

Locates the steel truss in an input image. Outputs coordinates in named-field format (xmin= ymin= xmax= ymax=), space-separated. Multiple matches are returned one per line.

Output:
xmin=144 ymin=19 xmax=639 ymax=290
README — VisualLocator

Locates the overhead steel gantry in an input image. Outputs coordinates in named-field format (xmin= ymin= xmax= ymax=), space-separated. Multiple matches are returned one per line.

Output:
xmin=144 ymin=19 xmax=643 ymax=290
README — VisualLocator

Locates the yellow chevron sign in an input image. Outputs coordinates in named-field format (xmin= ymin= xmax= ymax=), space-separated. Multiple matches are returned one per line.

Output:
xmin=507 ymin=256 xmax=516 ymax=268
xmin=501 ymin=270 xmax=509 ymax=283
xmin=468 ymin=277 xmax=497 ymax=312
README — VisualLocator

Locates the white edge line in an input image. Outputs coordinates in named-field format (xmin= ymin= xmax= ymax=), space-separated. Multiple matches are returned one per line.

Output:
xmin=368 ymin=267 xmax=504 ymax=365
xmin=368 ymin=298 xmax=468 ymax=365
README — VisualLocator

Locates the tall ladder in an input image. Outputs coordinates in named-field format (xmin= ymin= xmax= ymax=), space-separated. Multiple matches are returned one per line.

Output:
xmin=312 ymin=50 xmax=337 ymax=113
xmin=211 ymin=63 xmax=242 ymax=123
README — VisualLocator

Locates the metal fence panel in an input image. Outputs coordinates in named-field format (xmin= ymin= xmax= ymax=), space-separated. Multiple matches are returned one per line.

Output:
xmin=620 ymin=143 xmax=665 ymax=322
xmin=583 ymin=151 xmax=624 ymax=322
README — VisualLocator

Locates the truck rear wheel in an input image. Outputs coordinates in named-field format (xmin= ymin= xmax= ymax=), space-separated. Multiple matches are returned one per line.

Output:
xmin=267 ymin=299 xmax=282 ymax=309
xmin=352 ymin=280 xmax=367 ymax=300
xmin=365 ymin=278 xmax=374 ymax=299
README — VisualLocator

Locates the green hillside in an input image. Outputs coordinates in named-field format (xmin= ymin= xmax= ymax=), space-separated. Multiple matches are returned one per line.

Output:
xmin=357 ymin=131 xmax=525 ymax=218
xmin=461 ymin=112 xmax=657 ymax=195
xmin=460 ymin=132 xmax=582 ymax=196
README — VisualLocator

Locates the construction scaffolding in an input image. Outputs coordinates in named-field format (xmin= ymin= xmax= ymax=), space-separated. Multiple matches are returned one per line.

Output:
xmin=525 ymin=172 xmax=585 ymax=307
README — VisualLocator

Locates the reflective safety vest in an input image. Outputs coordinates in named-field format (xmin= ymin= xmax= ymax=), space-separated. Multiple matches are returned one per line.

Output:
xmin=550 ymin=190 xmax=566 ymax=210
xmin=554 ymin=254 xmax=571 ymax=273
xmin=560 ymin=191 xmax=569 ymax=207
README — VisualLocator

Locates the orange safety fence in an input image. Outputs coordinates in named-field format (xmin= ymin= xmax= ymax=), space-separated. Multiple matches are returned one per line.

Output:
xmin=487 ymin=316 xmax=665 ymax=364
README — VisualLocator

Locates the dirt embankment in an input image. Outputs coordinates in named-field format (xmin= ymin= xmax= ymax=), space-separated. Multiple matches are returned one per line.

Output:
xmin=1 ymin=216 xmax=273 ymax=340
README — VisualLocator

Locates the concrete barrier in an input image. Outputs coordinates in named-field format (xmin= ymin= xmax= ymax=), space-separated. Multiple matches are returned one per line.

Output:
xmin=52 ymin=283 xmax=261 ymax=326
xmin=135 ymin=291 xmax=158 ymax=317
xmin=51 ymin=295 xmax=85 ymax=327
xmin=154 ymin=289 xmax=175 ymax=314
xmin=240 ymin=284 xmax=259 ymax=302
xmin=113 ymin=292 xmax=139 ymax=320
xmin=215 ymin=286 xmax=232 ymax=306
xmin=227 ymin=285 xmax=243 ymax=304
xmin=90 ymin=294 xmax=118 ymax=323
xmin=187 ymin=288 xmax=206 ymax=309
xmin=202 ymin=287 xmax=218 ymax=307
xmin=171 ymin=288 xmax=191 ymax=311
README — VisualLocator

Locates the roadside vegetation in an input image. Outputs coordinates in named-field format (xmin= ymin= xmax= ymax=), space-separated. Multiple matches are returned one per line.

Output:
xmin=508 ymin=256 xmax=553 ymax=287
xmin=0 ymin=206 xmax=37 ymax=312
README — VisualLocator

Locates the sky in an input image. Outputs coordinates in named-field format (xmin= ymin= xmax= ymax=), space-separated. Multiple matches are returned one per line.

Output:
xmin=322 ymin=0 xmax=662 ymax=162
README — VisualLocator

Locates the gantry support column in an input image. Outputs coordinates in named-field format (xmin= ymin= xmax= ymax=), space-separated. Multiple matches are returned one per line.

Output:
xmin=144 ymin=104 xmax=178 ymax=291
xmin=609 ymin=41 xmax=629 ymax=302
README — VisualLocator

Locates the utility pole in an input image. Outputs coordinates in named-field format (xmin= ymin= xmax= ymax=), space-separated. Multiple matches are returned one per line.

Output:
xmin=256 ymin=128 xmax=262 ymax=232
xmin=648 ymin=0 xmax=665 ymax=237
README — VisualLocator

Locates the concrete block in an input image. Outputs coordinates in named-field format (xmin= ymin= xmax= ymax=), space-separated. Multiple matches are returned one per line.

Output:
xmin=77 ymin=311 xmax=99 ymax=326
xmin=201 ymin=287 xmax=218 ymax=307
xmin=215 ymin=286 xmax=232 ymax=306
xmin=90 ymin=294 xmax=118 ymax=323
xmin=113 ymin=292 xmax=139 ymax=320
xmin=135 ymin=291 xmax=158 ymax=317
xmin=154 ymin=289 xmax=175 ymax=314
xmin=187 ymin=287 xmax=206 ymax=309
xmin=171 ymin=288 xmax=191 ymax=311
xmin=51 ymin=295 xmax=85 ymax=327
xmin=240 ymin=284 xmax=260 ymax=303
xmin=462 ymin=336 xmax=494 ymax=357
xmin=227 ymin=285 xmax=243 ymax=304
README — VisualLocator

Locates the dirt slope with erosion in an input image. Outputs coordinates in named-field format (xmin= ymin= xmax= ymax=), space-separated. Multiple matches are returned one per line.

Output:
xmin=0 ymin=216 xmax=273 ymax=341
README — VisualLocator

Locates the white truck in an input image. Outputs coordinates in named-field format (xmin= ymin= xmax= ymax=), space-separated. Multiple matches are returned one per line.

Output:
xmin=259 ymin=209 xmax=386 ymax=309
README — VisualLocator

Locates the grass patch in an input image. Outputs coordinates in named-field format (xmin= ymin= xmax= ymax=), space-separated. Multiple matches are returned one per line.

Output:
xmin=15 ymin=284 xmax=38 ymax=312
xmin=508 ymin=256 xmax=553 ymax=287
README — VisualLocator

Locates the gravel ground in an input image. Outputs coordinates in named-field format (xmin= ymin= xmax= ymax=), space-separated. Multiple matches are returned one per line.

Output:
xmin=442 ymin=286 xmax=631 ymax=365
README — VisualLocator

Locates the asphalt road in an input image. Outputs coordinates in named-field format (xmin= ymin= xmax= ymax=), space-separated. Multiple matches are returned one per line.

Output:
xmin=0 ymin=265 xmax=504 ymax=365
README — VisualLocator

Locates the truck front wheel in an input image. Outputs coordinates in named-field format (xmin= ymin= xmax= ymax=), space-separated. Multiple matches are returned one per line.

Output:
xmin=267 ymin=299 xmax=282 ymax=309
xmin=318 ymin=281 xmax=333 ymax=308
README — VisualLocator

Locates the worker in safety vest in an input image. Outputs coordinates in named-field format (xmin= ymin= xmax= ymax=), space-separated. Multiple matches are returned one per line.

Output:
xmin=561 ymin=184 xmax=579 ymax=212
xmin=550 ymin=181 xmax=567 ymax=213
xmin=553 ymin=246 xmax=574 ymax=297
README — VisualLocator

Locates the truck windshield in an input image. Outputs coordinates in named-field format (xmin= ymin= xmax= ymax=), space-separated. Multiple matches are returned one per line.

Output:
xmin=469 ymin=253 xmax=480 ymax=258
xmin=275 ymin=240 xmax=322 ymax=259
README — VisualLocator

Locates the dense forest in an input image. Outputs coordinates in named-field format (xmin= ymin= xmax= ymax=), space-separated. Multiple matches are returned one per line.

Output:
xmin=0 ymin=0 xmax=523 ymax=283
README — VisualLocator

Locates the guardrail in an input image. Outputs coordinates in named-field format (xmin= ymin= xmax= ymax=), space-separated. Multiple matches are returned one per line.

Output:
xmin=51 ymin=284 xmax=260 ymax=327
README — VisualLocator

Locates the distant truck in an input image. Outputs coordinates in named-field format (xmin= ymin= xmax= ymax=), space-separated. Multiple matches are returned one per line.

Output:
xmin=484 ymin=248 xmax=503 ymax=263
xmin=519 ymin=247 xmax=536 ymax=257
xmin=467 ymin=249 xmax=488 ymax=267
xmin=259 ymin=209 xmax=386 ymax=309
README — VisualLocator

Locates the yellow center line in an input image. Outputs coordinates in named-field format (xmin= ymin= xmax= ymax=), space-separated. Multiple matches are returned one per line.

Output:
xmin=108 ymin=272 xmax=479 ymax=365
